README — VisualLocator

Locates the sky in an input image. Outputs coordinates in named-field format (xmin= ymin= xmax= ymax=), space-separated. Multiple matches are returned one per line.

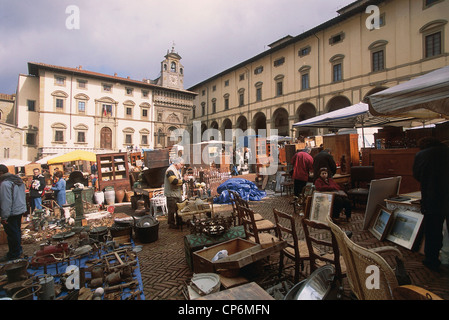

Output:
xmin=0 ymin=0 xmax=353 ymax=94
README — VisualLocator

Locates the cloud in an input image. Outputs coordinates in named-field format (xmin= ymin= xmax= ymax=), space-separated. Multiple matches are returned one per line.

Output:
xmin=0 ymin=0 xmax=351 ymax=93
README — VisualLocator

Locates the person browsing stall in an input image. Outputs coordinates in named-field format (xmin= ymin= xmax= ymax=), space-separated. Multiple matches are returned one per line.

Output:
xmin=164 ymin=157 xmax=187 ymax=229
xmin=51 ymin=170 xmax=66 ymax=208
xmin=30 ymin=167 xmax=46 ymax=213
xmin=291 ymin=147 xmax=313 ymax=197
xmin=314 ymin=167 xmax=352 ymax=222
xmin=0 ymin=164 xmax=27 ymax=262
xmin=413 ymin=137 xmax=449 ymax=271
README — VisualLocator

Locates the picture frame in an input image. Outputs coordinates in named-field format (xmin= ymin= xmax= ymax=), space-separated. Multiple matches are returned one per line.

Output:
xmin=309 ymin=192 xmax=334 ymax=224
xmin=386 ymin=210 xmax=424 ymax=250
xmin=368 ymin=205 xmax=394 ymax=241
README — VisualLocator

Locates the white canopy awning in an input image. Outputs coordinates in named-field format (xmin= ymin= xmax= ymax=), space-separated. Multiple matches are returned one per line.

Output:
xmin=0 ymin=159 xmax=31 ymax=167
xmin=292 ymin=102 xmax=414 ymax=129
xmin=36 ymin=153 xmax=64 ymax=164
xmin=367 ymin=65 xmax=449 ymax=118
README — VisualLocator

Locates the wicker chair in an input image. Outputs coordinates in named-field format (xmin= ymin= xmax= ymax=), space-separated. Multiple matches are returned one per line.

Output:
xmin=326 ymin=215 xmax=403 ymax=300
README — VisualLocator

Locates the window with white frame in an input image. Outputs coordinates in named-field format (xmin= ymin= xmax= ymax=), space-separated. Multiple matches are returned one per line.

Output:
xmin=52 ymin=123 xmax=67 ymax=143
xmin=54 ymin=75 xmax=66 ymax=86
xmin=52 ymin=91 xmax=68 ymax=112
xmin=77 ymin=79 xmax=87 ymax=89
xmin=74 ymin=124 xmax=88 ymax=144
xmin=123 ymin=128 xmax=135 ymax=146
xmin=140 ymin=129 xmax=150 ymax=146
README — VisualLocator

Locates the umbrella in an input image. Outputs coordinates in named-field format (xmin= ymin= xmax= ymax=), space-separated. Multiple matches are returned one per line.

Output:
xmin=47 ymin=150 xmax=97 ymax=164
xmin=367 ymin=65 xmax=449 ymax=119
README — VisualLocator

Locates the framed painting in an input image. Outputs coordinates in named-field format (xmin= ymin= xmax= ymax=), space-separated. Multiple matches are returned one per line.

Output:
xmin=309 ymin=192 xmax=334 ymax=224
xmin=386 ymin=210 xmax=424 ymax=250
xmin=369 ymin=205 xmax=394 ymax=241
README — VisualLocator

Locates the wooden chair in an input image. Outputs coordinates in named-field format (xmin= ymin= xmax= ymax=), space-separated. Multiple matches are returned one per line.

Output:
xmin=229 ymin=190 xmax=266 ymax=225
xmin=301 ymin=218 xmax=346 ymax=282
xmin=326 ymin=214 xmax=404 ymax=300
xmin=280 ymin=172 xmax=294 ymax=196
xmin=273 ymin=209 xmax=310 ymax=283
xmin=239 ymin=205 xmax=280 ymax=249
xmin=346 ymin=166 xmax=374 ymax=208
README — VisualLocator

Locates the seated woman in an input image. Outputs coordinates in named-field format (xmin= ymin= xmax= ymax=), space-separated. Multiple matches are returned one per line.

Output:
xmin=51 ymin=170 xmax=67 ymax=208
xmin=314 ymin=167 xmax=352 ymax=222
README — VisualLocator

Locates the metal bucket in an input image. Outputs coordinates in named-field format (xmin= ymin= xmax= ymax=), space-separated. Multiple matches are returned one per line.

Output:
xmin=5 ymin=260 xmax=29 ymax=283
xmin=90 ymin=226 xmax=109 ymax=242
xmin=133 ymin=215 xmax=159 ymax=243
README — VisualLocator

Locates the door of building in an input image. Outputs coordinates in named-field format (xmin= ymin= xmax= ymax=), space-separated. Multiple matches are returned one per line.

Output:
xmin=100 ymin=127 xmax=112 ymax=150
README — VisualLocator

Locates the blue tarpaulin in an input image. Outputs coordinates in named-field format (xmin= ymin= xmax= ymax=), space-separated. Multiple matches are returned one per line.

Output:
xmin=213 ymin=178 xmax=266 ymax=204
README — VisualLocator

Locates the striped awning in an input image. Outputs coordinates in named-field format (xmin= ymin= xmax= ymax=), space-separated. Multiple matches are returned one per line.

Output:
xmin=367 ymin=65 xmax=449 ymax=119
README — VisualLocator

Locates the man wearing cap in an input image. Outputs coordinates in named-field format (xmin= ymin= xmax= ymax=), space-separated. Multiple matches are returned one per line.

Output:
xmin=164 ymin=157 xmax=186 ymax=229
xmin=0 ymin=164 xmax=27 ymax=261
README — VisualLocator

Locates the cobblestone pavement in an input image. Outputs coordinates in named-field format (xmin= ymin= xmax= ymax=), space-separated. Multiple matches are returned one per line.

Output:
xmin=1 ymin=183 xmax=448 ymax=300
xmin=126 ymin=191 xmax=449 ymax=300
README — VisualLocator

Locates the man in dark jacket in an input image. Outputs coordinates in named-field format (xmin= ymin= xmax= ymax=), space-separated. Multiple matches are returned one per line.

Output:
xmin=313 ymin=149 xmax=337 ymax=182
xmin=0 ymin=164 xmax=27 ymax=261
xmin=30 ymin=167 xmax=46 ymax=213
xmin=413 ymin=137 xmax=449 ymax=271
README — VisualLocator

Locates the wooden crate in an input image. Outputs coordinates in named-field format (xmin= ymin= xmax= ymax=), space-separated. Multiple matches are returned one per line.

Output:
xmin=193 ymin=238 xmax=260 ymax=273
xmin=143 ymin=149 xmax=169 ymax=169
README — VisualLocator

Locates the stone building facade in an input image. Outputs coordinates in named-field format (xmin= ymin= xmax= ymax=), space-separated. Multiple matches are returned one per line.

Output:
xmin=12 ymin=50 xmax=196 ymax=161
xmin=188 ymin=0 xmax=449 ymax=141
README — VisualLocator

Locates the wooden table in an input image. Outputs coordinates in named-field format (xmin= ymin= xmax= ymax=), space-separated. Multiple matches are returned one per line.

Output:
xmin=133 ymin=187 xmax=164 ymax=209
xmin=194 ymin=282 xmax=274 ymax=300
xmin=332 ymin=173 xmax=350 ymax=185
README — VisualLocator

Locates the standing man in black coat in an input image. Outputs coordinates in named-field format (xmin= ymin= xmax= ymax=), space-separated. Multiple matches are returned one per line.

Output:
xmin=312 ymin=149 xmax=337 ymax=182
xmin=30 ymin=167 xmax=46 ymax=213
xmin=413 ymin=137 xmax=449 ymax=271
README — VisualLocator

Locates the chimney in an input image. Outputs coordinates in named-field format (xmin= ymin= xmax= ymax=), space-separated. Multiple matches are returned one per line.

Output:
xmin=78 ymin=65 xmax=83 ymax=70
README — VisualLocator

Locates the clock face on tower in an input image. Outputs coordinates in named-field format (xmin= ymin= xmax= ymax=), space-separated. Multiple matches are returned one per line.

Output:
xmin=169 ymin=75 xmax=178 ymax=85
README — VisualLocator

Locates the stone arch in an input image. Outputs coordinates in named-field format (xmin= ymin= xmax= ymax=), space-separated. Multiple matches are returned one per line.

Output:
xmin=326 ymin=95 xmax=351 ymax=112
xmin=221 ymin=118 xmax=233 ymax=142
xmin=272 ymin=107 xmax=289 ymax=136
xmin=252 ymin=112 xmax=267 ymax=136
xmin=295 ymin=103 xmax=318 ymax=138
xmin=236 ymin=115 xmax=248 ymax=131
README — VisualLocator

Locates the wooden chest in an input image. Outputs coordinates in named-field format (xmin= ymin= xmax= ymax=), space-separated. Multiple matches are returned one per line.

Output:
xmin=193 ymin=238 xmax=260 ymax=274
xmin=184 ymin=225 xmax=246 ymax=270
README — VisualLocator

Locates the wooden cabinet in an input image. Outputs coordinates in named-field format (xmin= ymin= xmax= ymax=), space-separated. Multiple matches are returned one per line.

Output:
xmin=367 ymin=148 xmax=420 ymax=194
xmin=323 ymin=134 xmax=359 ymax=167
xmin=97 ymin=152 xmax=130 ymax=191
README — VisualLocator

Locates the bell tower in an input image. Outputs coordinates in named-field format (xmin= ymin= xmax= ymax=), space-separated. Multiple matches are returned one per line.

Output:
xmin=160 ymin=45 xmax=184 ymax=90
